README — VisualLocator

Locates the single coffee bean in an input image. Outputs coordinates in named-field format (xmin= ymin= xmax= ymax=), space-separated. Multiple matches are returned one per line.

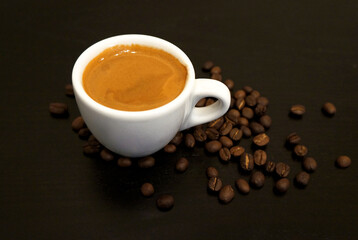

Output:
xmin=276 ymin=162 xmax=290 ymax=177
xmin=265 ymin=161 xmax=276 ymax=173
xmin=156 ymin=194 xmax=174 ymax=210
xmin=176 ymin=157 xmax=189 ymax=172
xmin=245 ymin=95 xmax=257 ymax=107
xmin=240 ymin=153 xmax=254 ymax=171
xmin=249 ymin=122 xmax=265 ymax=135
xmin=88 ymin=135 xmax=100 ymax=146
xmin=193 ymin=127 xmax=207 ymax=142
xmin=206 ymin=98 xmax=216 ymax=106
xmin=294 ymin=144 xmax=308 ymax=157
xmin=170 ymin=132 xmax=183 ymax=146
xmin=286 ymin=132 xmax=301 ymax=145
xmin=250 ymin=90 xmax=260 ymax=99
xmin=138 ymin=156 xmax=155 ymax=168
xmin=254 ymin=104 xmax=267 ymax=117
xmin=295 ymin=171 xmax=310 ymax=186
xmin=202 ymin=60 xmax=214 ymax=71
xmin=290 ymin=104 xmax=306 ymax=116
xmin=257 ymin=96 xmax=269 ymax=106
xmin=230 ymin=145 xmax=245 ymax=157
xmin=275 ymin=178 xmax=290 ymax=193
xmin=219 ymin=121 xmax=233 ymax=135
xmin=164 ymin=144 xmax=176 ymax=153
xmin=235 ymin=178 xmax=250 ymax=194
xmin=250 ymin=171 xmax=265 ymax=188
xmin=242 ymin=107 xmax=254 ymax=119
xmin=83 ymin=143 xmax=101 ymax=155
xmin=219 ymin=185 xmax=235 ymax=204
xmin=65 ymin=83 xmax=74 ymax=97
xmin=208 ymin=117 xmax=224 ymax=130
xmin=253 ymin=133 xmax=270 ymax=147
xmin=229 ymin=128 xmax=243 ymax=141
xmin=49 ymin=102 xmax=68 ymax=117
xmin=196 ymin=98 xmax=206 ymax=107
xmin=243 ymin=86 xmax=253 ymax=94
xmin=208 ymin=177 xmax=223 ymax=192
xmin=117 ymin=157 xmax=132 ymax=167
xmin=235 ymin=98 xmax=246 ymax=110
xmin=230 ymin=97 xmax=235 ymax=108
xmin=336 ymin=155 xmax=351 ymax=168
xmin=234 ymin=90 xmax=246 ymax=99
xmin=78 ymin=128 xmax=91 ymax=139
xmin=237 ymin=117 xmax=249 ymax=127
xmin=219 ymin=148 xmax=231 ymax=162
xmin=206 ymin=127 xmax=220 ymax=140
xmin=140 ymin=183 xmax=154 ymax=197
xmin=302 ymin=157 xmax=317 ymax=172
xmin=71 ymin=116 xmax=85 ymax=132
xmin=185 ymin=133 xmax=195 ymax=148
xmin=322 ymin=102 xmax=336 ymax=115
xmin=210 ymin=66 xmax=222 ymax=74
xmin=224 ymin=79 xmax=234 ymax=90
xmin=206 ymin=167 xmax=219 ymax=178
xmin=219 ymin=136 xmax=233 ymax=148
xmin=100 ymin=148 xmax=115 ymax=161
xmin=205 ymin=140 xmax=222 ymax=153
xmin=260 ymin=115 xmax=272 ymax=128
xmin=211 ymin=73 xmax=222 ymax=81
xmin=254 ymin=149 xmax=267 ymax=166
xmin=241 ymin=126 xmax=252 ymax=137
xmin=226 ymin=109 xmax=240 ymax=124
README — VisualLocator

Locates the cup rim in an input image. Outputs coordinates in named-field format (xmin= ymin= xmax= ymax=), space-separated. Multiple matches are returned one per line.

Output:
xmin=72 ymin=34 xmax=195 ymax=120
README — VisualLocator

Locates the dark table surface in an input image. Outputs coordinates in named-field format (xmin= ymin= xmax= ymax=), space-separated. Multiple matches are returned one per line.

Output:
xmin=1 ymin=1 xmax=358 ymax=239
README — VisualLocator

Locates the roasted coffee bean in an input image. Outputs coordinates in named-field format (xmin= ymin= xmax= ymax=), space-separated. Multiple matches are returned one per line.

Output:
xmin=72 ymin=116 xmax=85 ymax=131
xmin=117 ymin=157 xmax=132 ymax=167
xmin=138 ymin=156 xmax=155 ymax=168
xmin=219 ymin=148 xmax=231 ymax=162
xmin=241 ymin=126 xmax=252 ymax=137
xmin=206 ymin=98 xmax=216 ymax=106
xmin=211 ymin=66 xmax=222 ymax=74
xmin=257 ymin=96 xmax=269 ymax=106
xmin=243 ymin=86 xmax=253 ymax=94
xmin=49 ymin=102 xmax=68 ymax=117
xmin=336 ymin=155 xmax=351 ymax=168
xmin=249 ymin=122 xmax=265 ymax=135
xmin=208 ymin=117 xmax=224 ymax=130
xmin=219 ymin=121 xmax=233 ymax=135
xmin=286 ymin=132 xmax=301 ymax=145
xmin=193 ymin=127 xmax=207 ymax=142
xmin=230 ymin=97 xmax=235 ymax=108
xmin=164 ymin=144 xmax=176 ymax=153
xmin=140 ymin=183 xmax=154 ymax=197
xmin=156 ymin=194 xmax=174 ymax=210
xmin=254 ymin=104 xmax=267 ymax=117
xmin=176 ymin=157 xmax=189 ymax=172
xmin=240 ymin=153 xmax=254 ymax=171
xmin=208 ymin=177 xmax=223 ymax=192
xmin=229 ymin=128 xmax=242 ymax=141
xmin=253 ymin=133 xmax=270 ymax=147
xmin=224 ymin=79 xmax=235 ymax=90
xmin=206 ymin=127 xmax=220 ymax=140
xmin=88 ymin=135 xmax=100 ymax=146
xmin=250 ymin=90 xmax=260 ymax=99
xmin=294 ymin=144 xmax=308 ymax=157
xmin=219 ymin=136 xmax=233 ymax=148
xmin=290 ymin=104 xmax=306 ymax=116
xmin=195 ymin=98 xmax=206 ymax=107
xmin=230 ymin=145 xmax=245 ymax=157
xmin=235 ymin=98 xmax=246 ymax=110
xmin=211 ymin=73 xmax=222 ymax=81
xmin=242 ymin=107 xmax=254 ymax=119
xmin=238 ymin=117 xmax=249 ymax=127
xmin=322 ymin=102 xmax=336 ymax=115
xmin=260 ymin=115 xmax=272 ymax=128
xmin=302 ymin=157 xmax=317 ymax=172
xmin=83 ymin=143 xmax=101 ymax=155
xmin=275 ymin=178 xmax=290 ymax=193
xmin=170 ymin=132 xmax=183 ymax=146
xmin=254 ymin=149 xmax=267 ymax=166
xmin=206 ymin=167 xmax=219 ymax=178
xmin=202 ymin=60 xmax=214 ymax=71
xmin=276 ymin=162 xmax=290 ymax=177
xmin=245 ymin=95 xmax=257 ymax=107
xmin=219 ymin=185 xmax=235 ymax=204
xmin=65 ymin=83 xmax=74 ymax=97
xmin=226 ymin=109 xmax=240 ymax=124
xmin=295 ymin=171 xmax=310 ymax=186
xmin=250 ymin=171 xmax=265 ymax=188
xmin=205 ymin=140 xmax=222 ymax=153
xmin=265 ymin=161 xmax=276 ymax=173
xmin=185 ymin=133 xmax=195 ymax=148
xmin=78 ymin=128 xmax=91 ymax=139
xmin=234 ymin=90 xmax=246 ymax=99
xmin=100 ymin=148 xmax=115 ymax=161
xmin=235 ymin=178 xmax=250 ymax=194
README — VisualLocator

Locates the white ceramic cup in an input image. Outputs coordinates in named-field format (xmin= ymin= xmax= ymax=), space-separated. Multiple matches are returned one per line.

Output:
xmin=72 ymin=34 xmax=231 ymax=157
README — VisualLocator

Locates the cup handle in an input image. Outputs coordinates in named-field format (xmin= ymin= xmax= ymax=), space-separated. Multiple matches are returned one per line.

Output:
xmin=180 ymin=78 xmax=231 ymax=130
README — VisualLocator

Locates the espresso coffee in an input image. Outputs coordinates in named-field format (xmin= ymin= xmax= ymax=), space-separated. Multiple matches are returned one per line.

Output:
xmin=83 ymin=44 xmax=187 ymax=111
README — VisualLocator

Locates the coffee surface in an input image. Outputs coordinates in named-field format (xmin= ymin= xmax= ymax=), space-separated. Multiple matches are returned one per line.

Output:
xmin=83 ymin=44 xmax=187 ymax=111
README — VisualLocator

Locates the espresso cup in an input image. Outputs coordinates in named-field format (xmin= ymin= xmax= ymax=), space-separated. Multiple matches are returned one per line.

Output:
xmin=72 ymin=34 xmax=231 ymax=157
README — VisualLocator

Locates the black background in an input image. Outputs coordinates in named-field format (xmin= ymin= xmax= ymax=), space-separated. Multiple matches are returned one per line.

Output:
xmin=1 ymin=1 xmax=358 ymax=239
